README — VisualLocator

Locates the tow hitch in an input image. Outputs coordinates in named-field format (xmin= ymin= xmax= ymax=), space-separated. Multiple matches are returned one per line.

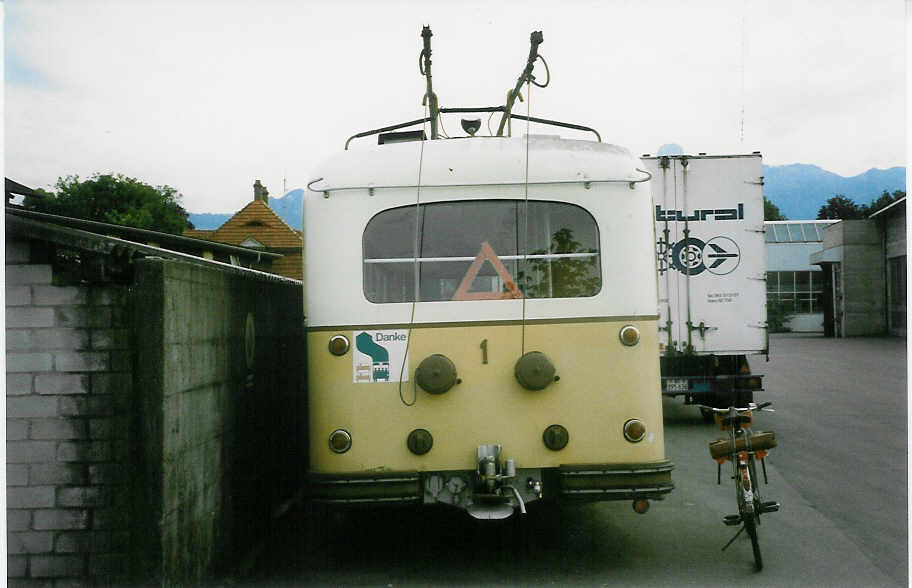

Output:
xmin=467 ymin=444 xmax=539 ymax=519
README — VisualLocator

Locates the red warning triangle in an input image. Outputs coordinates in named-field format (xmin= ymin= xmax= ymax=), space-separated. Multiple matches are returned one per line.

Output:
xmin=451 ymin=242 xmax=524 ymax=300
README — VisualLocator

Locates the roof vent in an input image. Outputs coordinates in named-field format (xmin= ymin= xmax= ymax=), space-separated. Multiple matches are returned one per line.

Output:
xmin=378 ymin=130 xmax=427 ymax=145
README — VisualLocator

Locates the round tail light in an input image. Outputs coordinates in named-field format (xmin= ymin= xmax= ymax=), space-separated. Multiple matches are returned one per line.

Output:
xmin=328 ymin=335 xmax=350 ymax=356
xmin=328 ymin=429 xmax=352 ymax=453
xmin=623 ymin=419 xmax=646 ymax=443
xmin=619 ymin=325 xmax=640 ymax=346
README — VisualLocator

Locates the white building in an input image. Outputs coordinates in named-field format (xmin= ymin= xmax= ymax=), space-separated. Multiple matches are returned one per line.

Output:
xmin=764 ymin=220 xmax=836 ymax=333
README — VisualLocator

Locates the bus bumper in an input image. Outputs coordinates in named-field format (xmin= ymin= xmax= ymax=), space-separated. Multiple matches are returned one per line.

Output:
xmin=307 ymin=460 xmax=674 ymax=509
xmin=557 ymin=461 xmax=675 ymax=501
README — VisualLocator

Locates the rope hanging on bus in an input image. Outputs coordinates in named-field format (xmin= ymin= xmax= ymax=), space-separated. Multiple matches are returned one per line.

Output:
xmin=521 ymin=78 xmax=532 ymax=355
xmin=398 ymin=104 xmax=428 ymax=407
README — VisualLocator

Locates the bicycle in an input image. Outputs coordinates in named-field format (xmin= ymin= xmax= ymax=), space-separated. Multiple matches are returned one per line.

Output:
xmin=707 ymin=401 xmax=780 ymax=571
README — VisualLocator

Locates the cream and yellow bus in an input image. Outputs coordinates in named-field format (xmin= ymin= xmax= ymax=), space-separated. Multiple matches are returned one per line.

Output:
xmin=303 ymin=29 xmax=672 ymax=520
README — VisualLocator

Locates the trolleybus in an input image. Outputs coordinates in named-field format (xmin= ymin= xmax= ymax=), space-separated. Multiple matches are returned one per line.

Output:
xmin=303 ymin=28 xmax=673 ymax=519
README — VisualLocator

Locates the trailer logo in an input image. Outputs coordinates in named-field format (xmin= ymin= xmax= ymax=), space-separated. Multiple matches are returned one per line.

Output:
xmin=353 ymin=330 xmax=409 ymax=383
xmin=658 ymin=236 xmax=741 ymax=276
xmin=655 ymin=203 xmax=744 ymax=222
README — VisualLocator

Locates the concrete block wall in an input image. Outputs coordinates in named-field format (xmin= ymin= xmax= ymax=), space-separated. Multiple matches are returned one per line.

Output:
xmin=6 ymin=238 xmax=134 ymax=583
xmin=132 ymin=258 xmax=305 ymax=583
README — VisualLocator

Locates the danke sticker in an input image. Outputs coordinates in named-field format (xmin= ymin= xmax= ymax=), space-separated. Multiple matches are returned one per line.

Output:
xmin=353 ymin=330 xmax=409 ymax=383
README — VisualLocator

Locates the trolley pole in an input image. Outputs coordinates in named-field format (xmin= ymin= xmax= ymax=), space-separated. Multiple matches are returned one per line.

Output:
xmin=420 ymin=26 xmax=440 ymax=140
xmin=496 ymin=31 xmax=544 ymax=137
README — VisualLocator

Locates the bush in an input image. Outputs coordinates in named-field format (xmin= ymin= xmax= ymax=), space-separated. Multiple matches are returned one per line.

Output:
xmin=766 ymin=297 xmax=795 ymax=333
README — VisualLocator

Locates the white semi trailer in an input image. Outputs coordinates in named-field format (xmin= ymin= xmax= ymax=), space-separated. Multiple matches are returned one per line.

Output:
xmin=642 ymin=153 xmax=767 ymax=419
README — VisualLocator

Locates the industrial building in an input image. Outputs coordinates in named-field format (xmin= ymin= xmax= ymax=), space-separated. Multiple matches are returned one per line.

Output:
xmin=765 ymin=197 xmax=906 ymax=338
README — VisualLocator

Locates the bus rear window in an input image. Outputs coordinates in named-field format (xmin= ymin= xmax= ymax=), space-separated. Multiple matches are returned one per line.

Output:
xmin=363 ymin=200 xmax=601 ymax=302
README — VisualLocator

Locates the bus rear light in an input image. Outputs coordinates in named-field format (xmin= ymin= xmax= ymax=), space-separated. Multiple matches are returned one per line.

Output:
xmin=633 ymin=498 xmax=650 ymax=514
xmin=328 ymin=429 xmax=352 ymax=453
xmin=542 ymin=424 xmax=569 ymax=450
xmin=328 ymin=335 xmax=350 ymax=356
xmin=619 ymin=325 xmax=640 ymax=346
xmin=406 ymin=428 xmax=433 ymax=455
xmin=623 ymin=419 xmax=646 ymax=443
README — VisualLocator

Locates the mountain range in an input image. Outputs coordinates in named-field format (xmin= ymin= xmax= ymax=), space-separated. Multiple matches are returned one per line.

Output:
xmin=187 ymin=164 xmax=906 ymax=229
xmin=761 ymin=164 xmax=905 ymax=219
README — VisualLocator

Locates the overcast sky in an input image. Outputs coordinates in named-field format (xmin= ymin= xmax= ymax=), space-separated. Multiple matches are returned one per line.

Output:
xmin=5 ymin=0 xmax=906 ymax=213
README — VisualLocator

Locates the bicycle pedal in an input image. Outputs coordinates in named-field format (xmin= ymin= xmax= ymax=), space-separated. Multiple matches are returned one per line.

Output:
xmin=759 ymin=501 xmax=779 ymax=513
xmin=723 ymin=514 xmax=742 ymax=526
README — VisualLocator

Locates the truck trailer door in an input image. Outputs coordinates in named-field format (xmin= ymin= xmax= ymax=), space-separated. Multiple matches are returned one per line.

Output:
xmin=646 ymin=154 xmax=767 ymax=356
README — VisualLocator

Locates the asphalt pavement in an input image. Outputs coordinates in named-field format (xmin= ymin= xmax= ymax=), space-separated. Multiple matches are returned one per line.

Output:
xmin=243 ymin=333 xmax=907 ymax=587
xmin=758 ymin=333 xmax=907 ymax=586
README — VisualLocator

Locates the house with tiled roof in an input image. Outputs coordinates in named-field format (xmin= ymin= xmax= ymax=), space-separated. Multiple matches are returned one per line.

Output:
xmin=185 ymin=180 xmax=303 ymax=280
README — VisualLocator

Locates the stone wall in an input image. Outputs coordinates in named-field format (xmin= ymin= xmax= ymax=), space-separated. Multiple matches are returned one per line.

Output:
xmin=6 ymin=238 xmax=134 ymax=582
xmin=132 ymin=258 xmax=305 ymax=583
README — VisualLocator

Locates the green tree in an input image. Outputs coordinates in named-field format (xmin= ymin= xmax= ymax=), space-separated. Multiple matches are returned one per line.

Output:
xmin=763 ymin=196 xmax=787 ymax=221
xmin=23 ymin=173 xmax=193 ymax=234
xmin=817 ymin=195 xmax=863 ymax=220
xmin=862 ymin=189 xmax=905 ymax=216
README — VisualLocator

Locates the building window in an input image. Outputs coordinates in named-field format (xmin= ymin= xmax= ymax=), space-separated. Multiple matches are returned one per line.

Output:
xmin=363 ymin=200 xmax=601 ymax=303
xmin=766 ymin=270 xmax=824 ymax=314
xmin=239 ymin=236 xmax=265 ymax=249
xmin=764 ymin=221 xmax=833 ymax=243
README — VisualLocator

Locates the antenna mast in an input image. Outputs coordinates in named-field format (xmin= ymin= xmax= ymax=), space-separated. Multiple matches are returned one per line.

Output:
xmin=420 ymin=26 xmax=440 ymax=140
xmin=497 ymin=31 xmax=544 ymax=137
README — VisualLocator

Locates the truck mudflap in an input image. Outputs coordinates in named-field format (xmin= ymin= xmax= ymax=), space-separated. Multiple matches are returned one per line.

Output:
xmin=308 ymin=460 xmax=675 ymax=508
xmin=558 ymin=461 xmax=675 ymax=501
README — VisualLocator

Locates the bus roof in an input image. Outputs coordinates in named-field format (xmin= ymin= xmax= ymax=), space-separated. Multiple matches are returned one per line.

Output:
xmin=309 ymin=135 xmax=644 ymax=193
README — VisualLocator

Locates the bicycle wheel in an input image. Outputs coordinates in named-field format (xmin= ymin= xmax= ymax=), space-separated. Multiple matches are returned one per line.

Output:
xmin=743 ymin=510 xmax=763 ymax=571
xmin=748 ymin=457 xmax=761 ymax=519
xmin=737 ymin=463 xmax=763 ymax=571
